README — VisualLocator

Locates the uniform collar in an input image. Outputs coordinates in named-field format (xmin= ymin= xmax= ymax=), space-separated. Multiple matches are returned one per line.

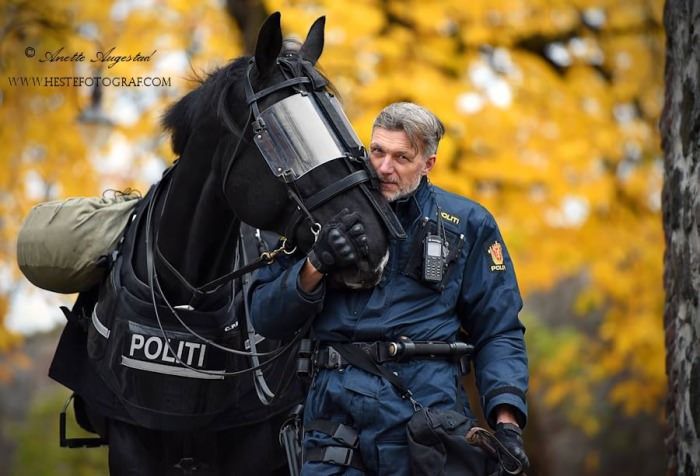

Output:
xmin=414 ymin=176 xmax=432 ymax=205
xmin=390 ymin=177 xmax=432 ymax=229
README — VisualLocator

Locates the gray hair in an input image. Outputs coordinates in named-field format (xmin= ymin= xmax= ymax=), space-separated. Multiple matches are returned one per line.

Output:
xmin=372 ymin=102 xmax=445 ymax=156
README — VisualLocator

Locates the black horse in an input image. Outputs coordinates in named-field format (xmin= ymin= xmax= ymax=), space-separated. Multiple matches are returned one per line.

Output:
xmin=49 ymin=12 xmax=403 ymax=475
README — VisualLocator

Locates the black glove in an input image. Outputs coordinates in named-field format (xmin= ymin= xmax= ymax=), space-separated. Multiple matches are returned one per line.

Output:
xmin=494 ymin=423 xmax=529 ymax=474
xmin=307 ymin=208 xmax=368 ymax=274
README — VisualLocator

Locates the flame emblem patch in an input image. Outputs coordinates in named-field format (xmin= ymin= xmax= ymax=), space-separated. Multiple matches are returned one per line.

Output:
xmin=488 ymin=241 xmax=506 ymax=271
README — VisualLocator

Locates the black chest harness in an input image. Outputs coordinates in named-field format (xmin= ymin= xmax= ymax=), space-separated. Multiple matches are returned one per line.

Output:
xmin=49 ymin=182 xmax=289 ymax=433
xmin=50 ymin=191 xmax=304 ymax=435
xmin=53 ymin=54 xmax=407 ymax=433
xmin=84 ymin=189 xmax=243 ymax=430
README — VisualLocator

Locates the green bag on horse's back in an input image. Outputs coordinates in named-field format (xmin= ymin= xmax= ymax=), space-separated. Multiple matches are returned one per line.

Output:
xmin=17 ymin=191 xmax=140 ymax=294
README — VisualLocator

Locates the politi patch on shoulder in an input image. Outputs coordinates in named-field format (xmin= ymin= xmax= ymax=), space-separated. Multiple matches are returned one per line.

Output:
xmin=487 ymin=241 xmax=506 ymax=272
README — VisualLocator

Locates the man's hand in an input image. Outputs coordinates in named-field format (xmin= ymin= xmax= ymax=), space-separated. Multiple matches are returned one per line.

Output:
xmin=307 ymin=208 xmax=368 ymax=274
xmin=494 ymin=423 xmax=529 ymax=474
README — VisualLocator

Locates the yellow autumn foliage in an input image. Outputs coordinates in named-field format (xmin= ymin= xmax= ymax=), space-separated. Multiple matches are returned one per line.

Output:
xmin=266 ymin=0 xmax=666 ymax=429
xmin=1 ymin=0 xmax=665 ymax=433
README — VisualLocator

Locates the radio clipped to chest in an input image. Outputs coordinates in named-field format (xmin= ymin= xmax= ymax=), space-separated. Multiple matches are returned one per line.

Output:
xmin=402 ymin=214 xmax=463 ymax=290
xmin=422 ymin=234 xmax=447 ymax=283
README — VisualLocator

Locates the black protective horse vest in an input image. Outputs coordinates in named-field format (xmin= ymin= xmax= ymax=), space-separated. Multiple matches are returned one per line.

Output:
xmin=84 ymin=188 xmax=245 ymax=430
xmin=49 ymin=184 xmax=304 ymax=432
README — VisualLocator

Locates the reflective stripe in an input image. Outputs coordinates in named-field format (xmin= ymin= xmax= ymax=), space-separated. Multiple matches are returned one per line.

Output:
xmin=120 ymin=355 xmax=225 ymax=380
xmin=92 ymin=308 xmax=110 ymax=339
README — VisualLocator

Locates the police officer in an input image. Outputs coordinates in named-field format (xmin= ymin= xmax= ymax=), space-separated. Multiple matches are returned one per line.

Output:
xmin=249 ymin=102 xmax=529 ymax=475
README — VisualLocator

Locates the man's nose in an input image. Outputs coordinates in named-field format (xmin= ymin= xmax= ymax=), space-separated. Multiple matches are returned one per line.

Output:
xmin=375 ymin=157 xmax=394 ymax=175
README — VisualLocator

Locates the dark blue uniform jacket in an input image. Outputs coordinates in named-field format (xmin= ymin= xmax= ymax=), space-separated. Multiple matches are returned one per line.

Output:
xmin=249 ymin=178 xmax=528 ymax=428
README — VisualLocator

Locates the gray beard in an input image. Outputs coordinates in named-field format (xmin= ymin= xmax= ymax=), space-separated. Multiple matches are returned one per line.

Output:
xmin=386 ymin=175 xmax=423 ymax=202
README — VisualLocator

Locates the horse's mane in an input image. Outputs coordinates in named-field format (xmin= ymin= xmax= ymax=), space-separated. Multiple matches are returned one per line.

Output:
xmin=162 ymin=57 xmax=249 ymax=156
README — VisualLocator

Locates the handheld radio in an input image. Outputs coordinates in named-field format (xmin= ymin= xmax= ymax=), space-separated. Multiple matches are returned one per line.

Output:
xmin=423 ymin=234 xmax=446 ymax=283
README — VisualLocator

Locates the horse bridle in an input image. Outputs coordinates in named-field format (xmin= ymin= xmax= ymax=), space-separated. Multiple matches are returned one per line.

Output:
xmin=222 ymin=53 xmax=406 ymax=246
xmin=144 ymin=53 xmax=408 ymax=381
xmin=152 ymin=53 xmax=407 ymax=303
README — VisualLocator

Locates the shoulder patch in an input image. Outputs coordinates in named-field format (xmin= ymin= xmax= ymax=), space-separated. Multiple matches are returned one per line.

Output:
xmin=487 ymin=241 xmax=506 ymax=272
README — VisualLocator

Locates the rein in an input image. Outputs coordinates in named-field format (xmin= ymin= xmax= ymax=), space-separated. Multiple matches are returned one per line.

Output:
xmin=140 ymin=53 xmax=401 ymax=382
xmin=143 ymin=171 xmax=311 ymax=379
xmin=147 ymin=165 xmax=297 ymax=301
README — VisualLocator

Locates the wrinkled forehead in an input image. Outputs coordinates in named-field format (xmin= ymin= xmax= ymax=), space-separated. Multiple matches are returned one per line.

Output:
xmin=370 ymin=127 xmax=421 ymax=156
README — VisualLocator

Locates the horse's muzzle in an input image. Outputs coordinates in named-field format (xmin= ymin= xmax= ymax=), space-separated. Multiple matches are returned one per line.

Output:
xmin=331 ymin=249 xmax=389 ymax=290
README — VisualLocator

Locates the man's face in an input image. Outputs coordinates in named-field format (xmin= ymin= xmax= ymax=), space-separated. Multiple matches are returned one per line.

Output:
xmin=369 ymin=127 xmax=436 ymax=202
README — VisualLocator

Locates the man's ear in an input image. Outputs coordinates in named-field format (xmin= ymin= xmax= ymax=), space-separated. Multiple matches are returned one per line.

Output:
xmin=299 ymin=16 xmax=325 ymax=65
xmin=423 ymin=155 xmax=437 ymax=175
xmin=254 ymin=12 xmax=283 ymax=75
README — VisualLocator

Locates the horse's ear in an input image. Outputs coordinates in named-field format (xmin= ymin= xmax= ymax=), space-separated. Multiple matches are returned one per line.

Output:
xmin=254 ymin=12 xmax=283 ymax=75
xmin=299 ymin=16 xmax=325 ymax=65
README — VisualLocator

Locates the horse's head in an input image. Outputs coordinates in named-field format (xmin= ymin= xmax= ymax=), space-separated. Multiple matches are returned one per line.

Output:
xmin=173 ymin=12 xmax=402 ymax=289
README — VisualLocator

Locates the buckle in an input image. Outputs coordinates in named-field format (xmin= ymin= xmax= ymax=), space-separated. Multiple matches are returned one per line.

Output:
xmin=332 ymin=423 xmax=359 ymax=447
xmin=350 ymin=342 xmax=385 ymax=363
xmin=252 ymin=117 xmax=266 ymax=134
xmin=323 ymin=446 xmax=353 ymax=466
xmin=60 ymin=394 xmax=107 ymax=448
xmin=374 ymin=342 xmax=393 ymax=363
xmin=326 ymin=346 xmax=342 ymax=369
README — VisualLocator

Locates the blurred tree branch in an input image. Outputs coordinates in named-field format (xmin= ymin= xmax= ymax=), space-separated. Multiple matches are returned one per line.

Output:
xmin=224 ymin=0 xmax=268 ymax=54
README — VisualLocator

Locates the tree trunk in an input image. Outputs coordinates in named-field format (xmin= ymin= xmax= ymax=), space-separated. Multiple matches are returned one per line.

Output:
xmin=661 ymin=1 xmax=700 ymax=475
xmin=224 ymin=0 xmax=269 ymax=54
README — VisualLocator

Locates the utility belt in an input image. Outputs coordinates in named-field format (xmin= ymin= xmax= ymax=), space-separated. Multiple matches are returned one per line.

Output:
xmin=297 ymin=338 xmax=474 ymax=378
xmin=295 ymin=340 xmax=491 ymax=475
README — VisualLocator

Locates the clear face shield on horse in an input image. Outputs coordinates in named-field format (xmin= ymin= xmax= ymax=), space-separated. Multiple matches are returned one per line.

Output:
xmin=242 ymin=56 xmax=406 ymax=286
xmin=254 ymin=92 xmax=360 ymax=182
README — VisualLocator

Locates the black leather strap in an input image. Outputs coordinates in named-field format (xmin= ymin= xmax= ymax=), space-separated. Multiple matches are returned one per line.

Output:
xmin=245 ymin=75 xmax=311 ymax=105
xmin=282 ymin=170 xmax=370 ymax=251
xmin=313 ymin=344 xmax=392 ymax=369
xmin=303 ymin=170 xmax=370 ymax=211
xmin=314 ymin=341 xmax=470 ymax=370
xmin=154 ymin=239 xmax=275 ymax=295
xmin=330 ymin=343 xmax=413 ymax=400
xmin=305 ymin=420 xmax=359 ymax=447
xmin=314 ymin=346 xmax=347 ymax=369
xmin=304 ymin=446 xmax=365 ymax=471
